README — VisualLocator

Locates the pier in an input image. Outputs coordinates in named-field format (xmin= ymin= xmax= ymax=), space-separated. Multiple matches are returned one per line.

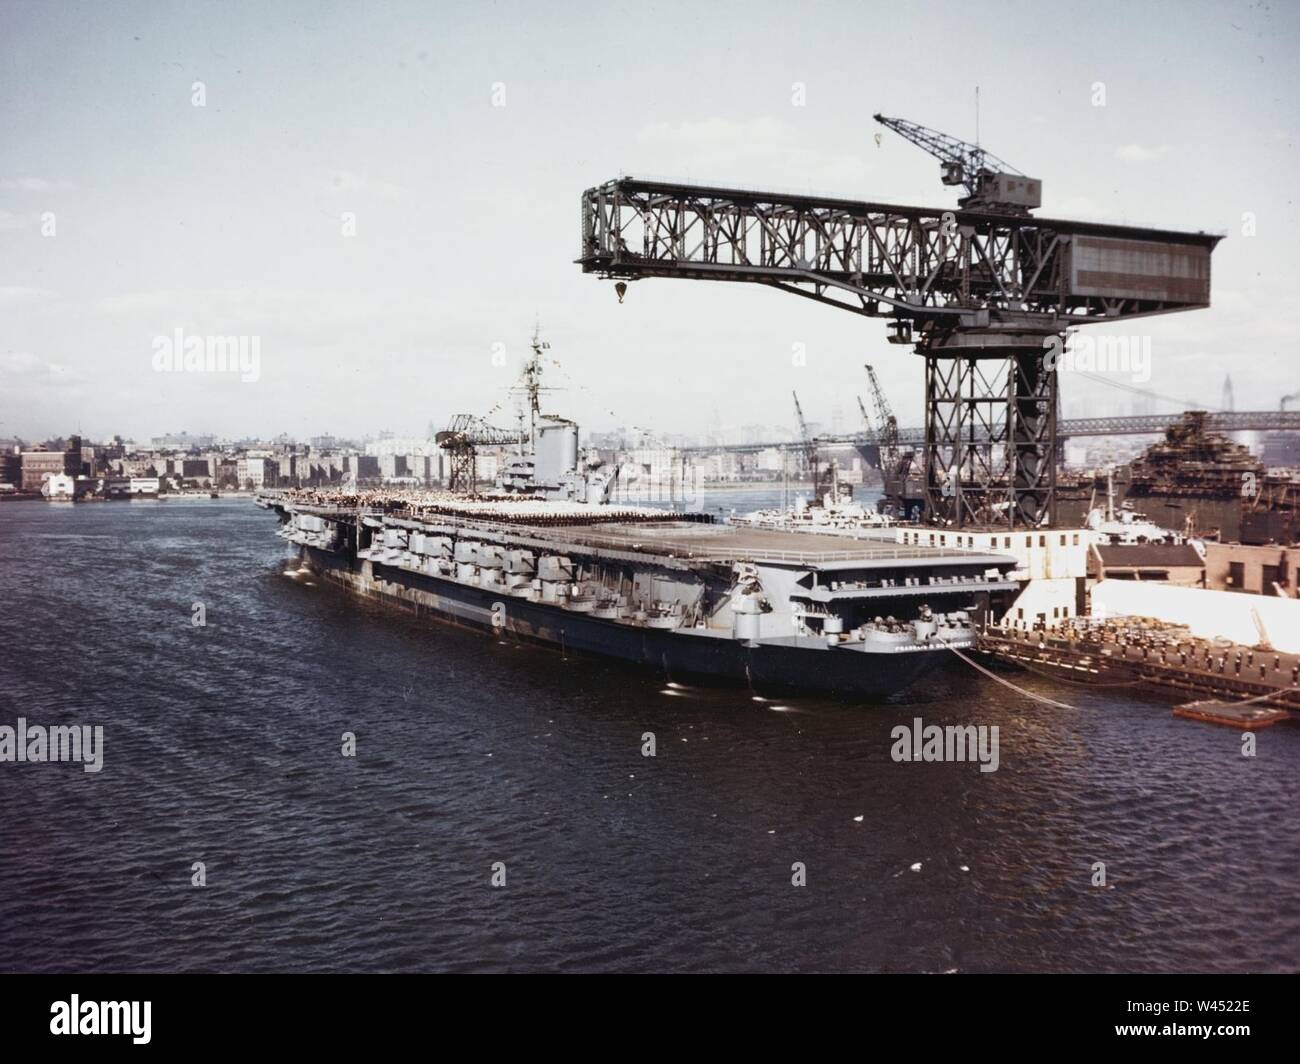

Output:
xmin=979 ymin=620 xmax=1300 ymax=717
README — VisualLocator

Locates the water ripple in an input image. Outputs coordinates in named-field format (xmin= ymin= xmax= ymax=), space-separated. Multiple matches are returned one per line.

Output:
xmin=1 ymin=498 xmax=1297 ymax=972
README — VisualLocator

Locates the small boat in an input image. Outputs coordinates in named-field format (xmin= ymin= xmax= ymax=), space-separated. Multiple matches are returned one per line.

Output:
xmin=1172 ymin=699 xmax=1290 ymax=729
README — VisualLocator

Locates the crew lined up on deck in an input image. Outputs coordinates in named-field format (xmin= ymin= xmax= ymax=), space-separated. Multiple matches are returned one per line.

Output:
xmin=269 ymin=487 xmax=707 ymax=528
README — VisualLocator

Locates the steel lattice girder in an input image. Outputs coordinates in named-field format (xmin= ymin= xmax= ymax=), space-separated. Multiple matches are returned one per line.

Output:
xmin=579 ymin=178 xmax=1221 ymax=328
xmin=923 ymin=354 xmax=1057 ymax=528
xmin=925 ymin=358 xmax=1003 ymax=526
xmin=1008 ymin=353 xmax=1057 ymax=527
xmin=446 ymin=447 xmax=476 ymax=493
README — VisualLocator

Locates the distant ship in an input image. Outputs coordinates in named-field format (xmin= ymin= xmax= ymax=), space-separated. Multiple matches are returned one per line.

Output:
xmin=1084 ymin=471 xmax=1185 ymax=545
xmin=860 ymin=410 xmax=1300 ymax=544
xmin=1062 ymin=412 xmax=1298 ymax=543
xmin=731 ymin=461 xmax=894 ymax=538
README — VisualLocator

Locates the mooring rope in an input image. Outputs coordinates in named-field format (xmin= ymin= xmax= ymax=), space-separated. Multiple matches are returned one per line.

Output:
xmin=996 ymin=646 xmax=1140 ymax=688
xmin=1018 ymin=661 xmax=1138 ymax=688
xmin=938 ymin=638 xmax=1075 ymax=710
xmin=957 ymin=634 xmax=1292 ymax=712
xmin=1216 ymin=686 xmax=1289 ymax=709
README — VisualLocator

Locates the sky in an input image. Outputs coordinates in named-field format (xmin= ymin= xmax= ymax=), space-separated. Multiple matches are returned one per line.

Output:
xmin=1 ymin=0 xmax=1297 ymax=443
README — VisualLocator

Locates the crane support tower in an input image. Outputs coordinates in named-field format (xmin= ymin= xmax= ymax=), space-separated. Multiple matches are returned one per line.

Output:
xmin=577 ymin=117 xmax=1221 ymax=529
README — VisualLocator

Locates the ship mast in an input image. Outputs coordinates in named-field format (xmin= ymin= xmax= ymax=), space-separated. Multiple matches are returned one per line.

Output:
xmin=520 ymin=322 xmax=549 ymax=450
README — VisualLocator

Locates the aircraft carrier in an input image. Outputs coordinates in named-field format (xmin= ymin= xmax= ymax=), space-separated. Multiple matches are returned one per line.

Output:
xmin=259 ymin=488 xmax=1020 ymax=699
xmin=256 ymin=331 xmax=1025 ymax=698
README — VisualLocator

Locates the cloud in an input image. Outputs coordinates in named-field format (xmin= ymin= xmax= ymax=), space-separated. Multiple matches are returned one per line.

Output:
xmin=319 ymin=170 xmax=406 ymax=199
xmin=0 ymin=177 xmax=74 ymax=192
xmin=95 ymin=288 xmax=403 ymax=334
xmin=633 ymin=117 xmax=874 ymax=195
xmin=638 ymin=116 xmax=789 ymax=151
xmin=0 ymin=286 xmax=55 ymax=302
xmin=1049 ymin=195 xmax=1120 ymax=222
xmin=1114 ymin=143 xmax=1171 ymax=162
xmin=0 ymin=210 xmax=23 ymax=232
xmin=88 ymin=287 xmax=519 ymax=366
xmin=0 ymin=351 xmax=82 ymax=384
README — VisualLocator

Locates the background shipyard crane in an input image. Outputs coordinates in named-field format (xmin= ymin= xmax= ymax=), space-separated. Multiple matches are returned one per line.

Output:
xmin=791 ymin=390 xmax=820 ymax=490
xmin=862 ymin=363 xmax=920 ymax=517
xmin=578 ymin=115 xmax=1221 ymax=528
xmin=435 ymin=414 xmax=521 ymax=493
xmin=863 ymin=363 xmax=908 ymax=478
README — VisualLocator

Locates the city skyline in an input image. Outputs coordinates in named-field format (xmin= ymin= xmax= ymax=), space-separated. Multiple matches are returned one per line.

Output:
xmin=2 ymin=384 xmax=1236 ymax=453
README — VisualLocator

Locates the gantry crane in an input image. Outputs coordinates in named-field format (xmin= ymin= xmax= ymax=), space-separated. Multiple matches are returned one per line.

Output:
xmin=435 ymin=414 xmax=521 ymax=493
xmin=578 ymin=113 xmax=1220 ymax=528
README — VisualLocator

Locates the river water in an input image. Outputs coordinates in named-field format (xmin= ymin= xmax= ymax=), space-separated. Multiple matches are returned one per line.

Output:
xmin=1 ymin=495 xmax=1296 ymax=972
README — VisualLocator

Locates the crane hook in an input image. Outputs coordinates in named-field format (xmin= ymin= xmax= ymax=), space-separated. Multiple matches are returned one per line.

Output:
xmin=615 ymin=281 xmax=627 ymax=304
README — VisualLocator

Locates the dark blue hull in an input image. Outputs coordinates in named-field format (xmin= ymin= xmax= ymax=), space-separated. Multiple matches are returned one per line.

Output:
xmin=300 ymin=547 xmax=935 ymax=700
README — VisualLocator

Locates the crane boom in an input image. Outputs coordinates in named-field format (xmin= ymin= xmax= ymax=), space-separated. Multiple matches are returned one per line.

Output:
xmin=792 ymin=391 xmax=812 ymax=448
xmin=873 ymin=112 xmax=1039 ymax=213
xmin=863 ymin=364 xmax=901 ymax=471
xmin=791 ymin=390 xmax=819 ymax=487
xmin=435 ymin=414 xmax=520 ymax=448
